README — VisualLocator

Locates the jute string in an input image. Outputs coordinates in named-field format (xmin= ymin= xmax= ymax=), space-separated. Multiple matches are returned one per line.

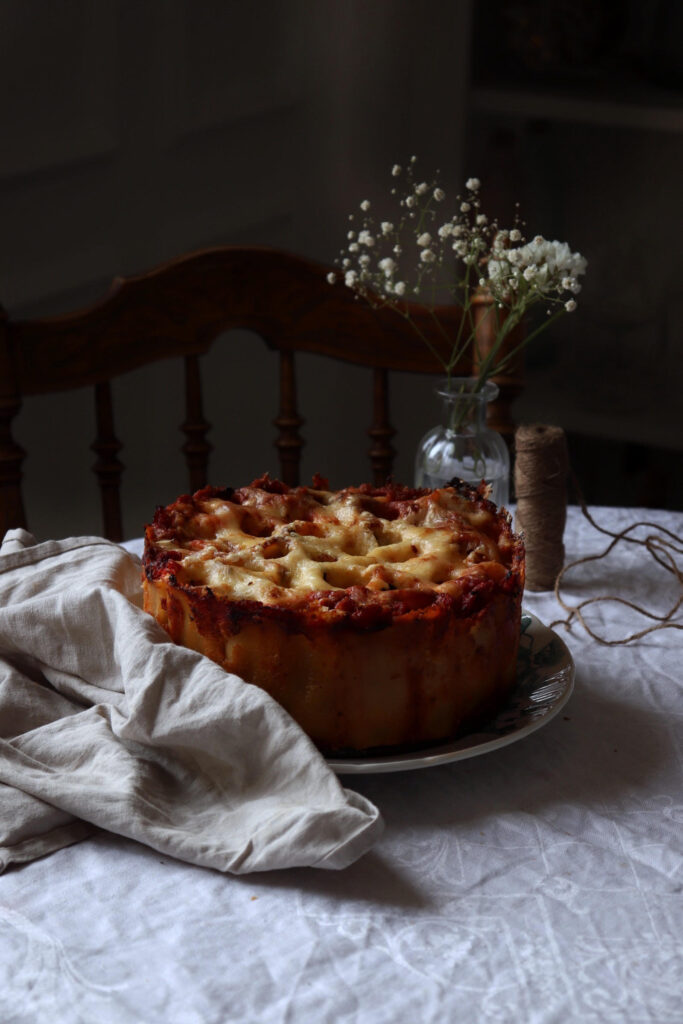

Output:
xmin=514 ymin=424 xmax=683 ymax=646
xmin=514 ymin=424 xmax=568 ymax=591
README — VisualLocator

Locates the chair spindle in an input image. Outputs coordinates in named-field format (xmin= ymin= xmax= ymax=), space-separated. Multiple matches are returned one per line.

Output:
xmin=274 ymin=351 xmax=304 ymax=486
xmin=368 ymin=368 xmax=396 ymax=485
xmin=182 ymin=354 xmax=212 ymax=491
xmin=91 ymin=381 xmax=123 ymax=542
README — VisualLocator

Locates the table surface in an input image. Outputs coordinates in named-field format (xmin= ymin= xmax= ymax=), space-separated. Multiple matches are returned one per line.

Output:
xmin=2 ymin=505 xmax=681 ymax=1024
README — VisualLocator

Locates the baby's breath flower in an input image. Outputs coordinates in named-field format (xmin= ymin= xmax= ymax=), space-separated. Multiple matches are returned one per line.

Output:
xmin=332 ymin=161 xmax=586 ymax=396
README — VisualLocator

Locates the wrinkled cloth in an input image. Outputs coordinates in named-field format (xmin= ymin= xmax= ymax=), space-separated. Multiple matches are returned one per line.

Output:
xmin=0 ymin=529 xmax=382 ymax=873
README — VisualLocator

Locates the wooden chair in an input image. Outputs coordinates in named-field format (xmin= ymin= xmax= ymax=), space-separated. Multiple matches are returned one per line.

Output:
xmin=0 ymin=246 xmax=523 ymax=542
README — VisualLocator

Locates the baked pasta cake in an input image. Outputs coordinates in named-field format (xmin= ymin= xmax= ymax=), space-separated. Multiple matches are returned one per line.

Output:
xmin=142 ymin=475 xmax=525 ymax=755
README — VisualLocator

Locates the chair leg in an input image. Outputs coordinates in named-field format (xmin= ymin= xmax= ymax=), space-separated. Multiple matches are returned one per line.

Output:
xmin=182 ymin=354 xmax=212 ymax=492
xmin=92 ymin=381 xmax=124 ymax=542
xmin=368 ymin=368 xmax=396 ymax=485
xmin=274 ymin=351 xmax=304 ymax=486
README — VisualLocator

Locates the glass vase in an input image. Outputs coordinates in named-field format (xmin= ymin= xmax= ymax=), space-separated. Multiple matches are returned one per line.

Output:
xmin=415 ymin=378 xmax=510 ymax=507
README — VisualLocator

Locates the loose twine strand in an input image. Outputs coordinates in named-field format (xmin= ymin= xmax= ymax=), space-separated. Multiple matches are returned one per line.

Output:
xmin=514 ymin=424 xmax=683 ymax=647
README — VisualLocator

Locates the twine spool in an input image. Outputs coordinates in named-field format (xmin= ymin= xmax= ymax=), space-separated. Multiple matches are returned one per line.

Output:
xmin=514 ymin=424 xmax=568 ymax=592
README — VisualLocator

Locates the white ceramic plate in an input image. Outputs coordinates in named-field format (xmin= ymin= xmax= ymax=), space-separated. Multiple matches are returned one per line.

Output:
xmin=328 ymin=610 xmax=574 ymax=774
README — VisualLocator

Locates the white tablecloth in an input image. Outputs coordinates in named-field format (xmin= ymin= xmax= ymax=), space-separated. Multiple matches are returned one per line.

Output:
xmin=1 ymin=505 xmax=681 ymax=1024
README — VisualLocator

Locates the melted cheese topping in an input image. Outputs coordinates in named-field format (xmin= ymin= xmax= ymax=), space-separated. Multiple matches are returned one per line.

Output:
xmin=149 ymin=484 xmax=515 ymax=607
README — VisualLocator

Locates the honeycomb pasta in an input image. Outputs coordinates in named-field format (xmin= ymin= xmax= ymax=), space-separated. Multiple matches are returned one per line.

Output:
xmin=143 ymin=475 xmax=525 ymax=754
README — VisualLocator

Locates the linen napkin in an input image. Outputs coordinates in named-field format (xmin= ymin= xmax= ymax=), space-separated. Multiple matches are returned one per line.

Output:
xmin=0 ymin=529 xmax=382 ymax=874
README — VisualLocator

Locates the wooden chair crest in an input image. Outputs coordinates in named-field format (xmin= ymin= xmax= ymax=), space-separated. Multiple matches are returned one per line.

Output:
xmin=0 ymin=246 xmax=522 ymax=541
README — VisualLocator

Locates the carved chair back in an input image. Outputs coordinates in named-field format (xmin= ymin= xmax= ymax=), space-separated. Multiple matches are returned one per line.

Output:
xmin=0 ymin=246 xmax=522 ymax=541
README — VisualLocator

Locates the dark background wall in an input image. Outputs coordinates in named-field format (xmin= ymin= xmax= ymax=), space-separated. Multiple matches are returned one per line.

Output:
xmin=2 ymin=0 xmax=682 ymax=540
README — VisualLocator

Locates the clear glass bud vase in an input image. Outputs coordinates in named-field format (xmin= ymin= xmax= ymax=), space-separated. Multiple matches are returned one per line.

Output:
xmin=415 ymin=378 xmax=510 ymax=507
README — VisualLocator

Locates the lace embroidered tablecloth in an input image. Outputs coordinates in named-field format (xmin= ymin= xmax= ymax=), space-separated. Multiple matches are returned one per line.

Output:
xmin=1 ymin=505 xmax=681 ymax=1024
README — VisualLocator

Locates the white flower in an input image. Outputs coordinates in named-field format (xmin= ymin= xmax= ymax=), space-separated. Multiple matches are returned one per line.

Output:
xmin=452 ymin=225 xmax=464 ymax=237
xmin=357 ymin=230 xmax=375 ymax=247
xmin=415 ymin=182 xmax=429 ymax=195
xmin=344 ymin=270 xmax=358 ymax=287
xmin=509 ymin=228 xmax=522 ymax=242
xmin=391 ymin=164 xmax=402 ymax=176
xmin=394 ymin=281 xmax=406 ymax=296
xmin=360 ymin=200 xmax=371 ymax=211
xmin=420 ymin=249 xmax=436 ymax=263
xmin=405 ymin=196 xmax=416 ymax=208
xmin=466 ymin=177 xmax=481 ymax=191
xmin=348 ymin=242 xmax=359 ymax=253
xmin=438 ymin=223 xmax=453 ymax=238
xmin=393 ymin=244 xmax=402 ymax=255
xmin=326 ymin=272 xmax=336 ymax=284
xmin=347 ymin=230 xmax=355 ymax=240
xmin=476 ymin=214 xmax=488 ymax=225
xmin=433 ymin=187 xmax=445 ymax=201
xmin=460 ymin=201 xmax=471 ymax=212
xmin=523 ymin=266 xmax=536 ymax=281
xmin=487 ymin=258 xmax=508 ymax=282
xmin=565 ymin=299 xmax=577 ymax=312
xmin=417 ymin=232 xmax=432 ymax=247
xmin=378 ymin=257 xmax=396 ymax=276
xmin=359 ymin=254 xmax=370 ymax=266
xmin=381 ymin=221 xmax=394 ymax=235
xmin=453 ymin=241 xmax=468 ymax=257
